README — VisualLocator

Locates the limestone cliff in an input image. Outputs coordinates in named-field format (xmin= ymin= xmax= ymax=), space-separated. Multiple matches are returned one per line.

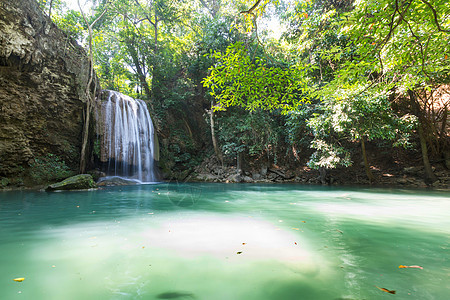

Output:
xmin=0 ymin=0 xmax=97 ymax=187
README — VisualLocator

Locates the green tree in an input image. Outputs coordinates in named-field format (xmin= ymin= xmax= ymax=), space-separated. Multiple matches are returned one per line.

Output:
xmin=203 ymin=42 xmax=312 ymax=114
xmin=320 ymin=0 xmax=450 ymax=182
xmin=308 ymin=87 xmax=417 ymax=182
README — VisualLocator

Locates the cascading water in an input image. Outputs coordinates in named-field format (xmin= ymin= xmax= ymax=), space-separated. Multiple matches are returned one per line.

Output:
xmin=100 ymin=90 xmax=157 ymax=182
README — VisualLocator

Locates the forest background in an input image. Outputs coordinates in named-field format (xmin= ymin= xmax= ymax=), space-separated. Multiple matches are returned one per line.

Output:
xmin=36 ymin=0 xmax=449 ymax=188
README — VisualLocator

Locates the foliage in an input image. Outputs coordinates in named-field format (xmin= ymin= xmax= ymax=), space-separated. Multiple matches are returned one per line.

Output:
xmin=282 ymin=0 xmax=354 ymax=84
xmin=214 ymin=108 xmax=283 ymax=162
xmin=336 ymin=0 xmax=450 ymax=91
xmin=52 ymin=9 xmax=85 ymax=41
xmin=308 ymin=87 xmax=418 ymax=169
xmin=0 ymin=177 xmax=10 ymax=188
xmin=283 ymin=103 xmax=316 ymax=159
xmin=203 ymin=42 xmax=312 ymax=114
xmin=305 ymin=0 xmax=449 ymax=171
xmin=29 ymin=154 xmax=75 ymax=184
xmin=37 ymin=0 xmax=66 ymax=15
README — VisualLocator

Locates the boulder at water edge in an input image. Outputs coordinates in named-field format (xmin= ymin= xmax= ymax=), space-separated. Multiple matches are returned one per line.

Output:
xmin=46 ymin=174 xmax=97 ymax=191
xmin=97 ymin=177 xmax=139 ymax=186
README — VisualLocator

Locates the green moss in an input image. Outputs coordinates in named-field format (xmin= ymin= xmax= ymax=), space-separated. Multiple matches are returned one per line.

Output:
xmin=46 ymin=174 xmax=97 ymax=191
xmin=1 ymin=177 xmax=10 ymax=188
xmin=29 ymin=153 xmax=75 ymax=185
xmin=93 ymin=139 xmax=101 ymax=157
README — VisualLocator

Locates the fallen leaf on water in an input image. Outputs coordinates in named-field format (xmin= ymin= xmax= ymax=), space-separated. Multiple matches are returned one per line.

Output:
xmin=301 ymin=221 xmax=306 ymax=223
xmin=375 ymin=286 xmax=396 ymax=294
xmin=399 ymin=265 xmax=423 ymax=269
xmin=242 ymin=243 xmax=246 ymax=245
xmin=236 ymin=251 xmax=242 ymax=254
xmin=294 ymin=242 xmax=297 ymax=245
xmin=13 ymin=278 xmax=25 ymax=282
xmin=292 ymin=228 xmax=300 ymax=230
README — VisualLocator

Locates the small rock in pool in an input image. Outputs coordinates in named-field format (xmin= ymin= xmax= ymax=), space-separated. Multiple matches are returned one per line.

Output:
xmin=156 ymin=291 xmax=195 ymax=299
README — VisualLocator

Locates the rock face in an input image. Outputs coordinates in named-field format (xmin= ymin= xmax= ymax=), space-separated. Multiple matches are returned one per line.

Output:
xmin=46 ymin=174 xmax=97 ymax=191
xmin=0 ymin=0 xmax=97 ymax=186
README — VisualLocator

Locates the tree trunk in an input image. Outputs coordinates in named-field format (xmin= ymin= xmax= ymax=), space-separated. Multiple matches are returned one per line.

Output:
xmin=79 ymin=97 xmax=94 ymax=174
xmin=208 ymin=105 xmax=223 ymax=166
xmin=408 ymin=89 xmax=438 ymax=184
xmin=361 ymin=136 xmax=375 ymax=183
xmin=126 ymin=43 xmax=152 ymax=102
xmin=78 ymin=1 xmax=107 ymax=174
xmin=48 ymin=0 xmax=53 ymax=18
xmin=318 ymin=167 xmax=327 ymax=185
xmin=154 ymin=11 xmax=158 ymax=52
xmin=418 ymin=122 xmax=438 ymax=184
xmin=199 ymin=0 xmax=219 ymax=18
xmin=237 ymin=151 xmax=243 ymax=174
xmin=125 ymin=41 xmax=160 ymax=133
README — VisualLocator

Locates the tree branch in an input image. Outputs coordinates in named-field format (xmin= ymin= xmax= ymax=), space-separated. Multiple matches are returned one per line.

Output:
xmin=134 ymin=0 xmax=155 ymax=26
xmin=420 ymin=0 xmax=450 ymax=33
xmin=403 ymin=17 xmax=429 ymax=78
xmin=364 ymin=0 xmax=411 ymax=67
xmin=48 ymin=0 xmax=53 ymax=19
xmin=199 ymin=0 xmax=217 ymax=18
xmin=240 ymin=0 xmax=263 ymax=15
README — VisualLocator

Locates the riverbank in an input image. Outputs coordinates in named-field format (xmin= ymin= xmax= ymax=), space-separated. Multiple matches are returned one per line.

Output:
xmin=188 ymin=155 xmax=449 ymax=190
xmin=2 ymin=156 xmax=448 ymax=191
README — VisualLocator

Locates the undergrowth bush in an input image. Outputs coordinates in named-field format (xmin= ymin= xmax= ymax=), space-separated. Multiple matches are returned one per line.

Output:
xmin=29 ymin=154 xmax=75 ymax=184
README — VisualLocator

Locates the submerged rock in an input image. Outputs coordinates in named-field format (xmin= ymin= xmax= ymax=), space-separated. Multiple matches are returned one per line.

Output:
xmin=97 ymin=176 xmax=139 ymax=186
xmin=46 ymin=174 xmax=97 ymax=191
xmin=156 ymin=291 xmax=195 ymax=299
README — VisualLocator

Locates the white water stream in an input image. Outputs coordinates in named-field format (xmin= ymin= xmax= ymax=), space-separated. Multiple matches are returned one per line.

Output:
xmin=101 ymin=90 xmax=157 ymax=182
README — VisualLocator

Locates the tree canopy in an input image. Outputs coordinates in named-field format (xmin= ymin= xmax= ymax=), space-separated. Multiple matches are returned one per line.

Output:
xmin=42 ymin=0 xmax=449 ymax=183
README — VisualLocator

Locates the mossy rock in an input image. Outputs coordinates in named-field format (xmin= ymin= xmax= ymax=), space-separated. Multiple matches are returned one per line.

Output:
xmin=46 ymin=174 xmax=97 ymax=191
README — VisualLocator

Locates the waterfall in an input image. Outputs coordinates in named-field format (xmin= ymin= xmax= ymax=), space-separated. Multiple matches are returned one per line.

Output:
xmin=100 ymin=90 xmax=157 ymax=182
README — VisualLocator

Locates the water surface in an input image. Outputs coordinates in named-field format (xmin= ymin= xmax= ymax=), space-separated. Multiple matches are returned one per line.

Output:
xmin=1 ymin=184 xmax=449 ymax=299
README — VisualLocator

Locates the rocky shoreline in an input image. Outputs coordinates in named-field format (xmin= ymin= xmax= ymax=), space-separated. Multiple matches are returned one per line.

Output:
xmin=188 ymin=156 xmax=450 ymax=190
xmin=2 ymin=156 xmax=448 ymax=191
